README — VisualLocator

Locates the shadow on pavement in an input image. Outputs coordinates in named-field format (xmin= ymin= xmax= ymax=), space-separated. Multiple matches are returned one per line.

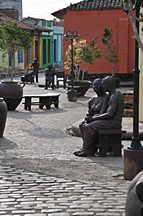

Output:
xmin=22 ymin=127 xmax=66 ymax=139
xmin=8 ymin=108 xmax=66 ymax=119
xmin=0 ymin=137 xmax=17 ymax=151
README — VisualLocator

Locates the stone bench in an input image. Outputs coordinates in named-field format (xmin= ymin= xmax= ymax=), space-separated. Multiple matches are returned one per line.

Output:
xmin=22 ymin=93 xmax=60 ymax=111
xmin=97 ymin=129 xmax=122 ymax=157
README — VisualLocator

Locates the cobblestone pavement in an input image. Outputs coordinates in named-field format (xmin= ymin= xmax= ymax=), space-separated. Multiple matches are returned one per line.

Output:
xmin=0 ymin=74 xmax=140 ymax=215
xmin=0 ymin=164 xmax=128 ymax=216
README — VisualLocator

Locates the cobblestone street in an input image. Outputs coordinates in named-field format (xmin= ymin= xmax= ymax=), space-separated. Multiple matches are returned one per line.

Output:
xmin=0 ymin=164 xmax=128 ymax=216
xmin=0 ymin=74 xmax=139 ymax=215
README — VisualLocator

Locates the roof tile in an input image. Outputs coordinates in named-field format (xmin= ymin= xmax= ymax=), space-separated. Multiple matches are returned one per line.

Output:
xmin=52 ymin=0 xmax=122 ymax=19
xmin=69 ymin=0 xmax=122 ymax=10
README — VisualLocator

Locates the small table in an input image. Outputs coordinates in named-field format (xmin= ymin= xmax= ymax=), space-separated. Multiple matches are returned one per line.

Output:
xmin=23 ymin=93 xmax=60 ymax=111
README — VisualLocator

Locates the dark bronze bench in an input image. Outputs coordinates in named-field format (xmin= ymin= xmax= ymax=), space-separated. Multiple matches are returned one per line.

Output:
xmin=22 ymin=93 xmax=60 ymax=111
xmin=98 ymin=128 xmax=122 ymax=156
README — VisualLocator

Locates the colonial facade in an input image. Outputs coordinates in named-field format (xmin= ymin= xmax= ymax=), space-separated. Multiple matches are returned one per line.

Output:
xmin=52 ymin=0 xmax=135 ymax=79
xmin=53 ymin=21 xmax=63 ymax=67
xmin=0 ymin=0 xmax=64 ymax=71
xmin=23 ymin=17 xmax=64 ymax=68
xmin=0 ymin=12 xmax=51 ymax=71
xmin=0 ymin=1 xmax=27 ymax=71
xmin=0 ymin=13 xmax=64 ymax=71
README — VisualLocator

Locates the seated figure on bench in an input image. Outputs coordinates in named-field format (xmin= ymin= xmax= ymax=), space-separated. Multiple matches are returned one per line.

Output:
xmin=74 ymin=75 xmax=124 ymax=157
xmin=74 ymin=78 xmax=109 ymax=156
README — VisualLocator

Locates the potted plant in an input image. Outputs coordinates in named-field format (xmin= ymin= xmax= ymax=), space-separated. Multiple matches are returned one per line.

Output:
xmin=65 ymin=38 xmax=102 ymax=98
xmin=0 ymin=22 xmax=32 ymax=110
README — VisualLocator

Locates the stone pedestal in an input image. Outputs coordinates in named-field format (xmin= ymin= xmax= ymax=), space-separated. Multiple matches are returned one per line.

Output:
xmin=67 ymin=89 xmax=77 ymax=102
xmin=124 ymin=149 xmax=143 ymax=180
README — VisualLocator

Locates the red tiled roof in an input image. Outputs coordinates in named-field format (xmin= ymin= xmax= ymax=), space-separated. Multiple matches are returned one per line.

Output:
xmin=0 ymin=12 xmax=34 ymax=30
xmin=22 ymin=17 xmax=53 ymax=32
xmin=52 ymin=0 xmax=123 ymax=19
xmin=0 ymin=13 xmax=52 ymax=32
xmin=70 ymin=0 xmax=122 ymax=10
xmin=52 ymin=7 xmax=68 ymax=19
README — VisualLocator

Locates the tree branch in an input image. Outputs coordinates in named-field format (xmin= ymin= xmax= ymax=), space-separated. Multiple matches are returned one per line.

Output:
xmin=128 ymin=12 xmax=143 ymax=52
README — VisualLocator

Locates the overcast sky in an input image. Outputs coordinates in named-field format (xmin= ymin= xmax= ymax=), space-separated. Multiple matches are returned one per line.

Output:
xmin=23 ymin=0 xmax=80 ymax=20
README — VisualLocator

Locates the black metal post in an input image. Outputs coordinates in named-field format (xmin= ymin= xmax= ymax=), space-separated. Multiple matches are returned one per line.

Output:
xmin=130 ymin=5 xmax=142 ymax=149
xmin=64 ymin=31 xmax=79 ymax=89
xmin=122 ymin=0 xmax=143 ymax=180
xmin=70 ymin=38 xmax=74 ymax=84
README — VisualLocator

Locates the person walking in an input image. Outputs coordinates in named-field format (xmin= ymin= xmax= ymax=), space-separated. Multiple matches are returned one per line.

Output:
xmin=31 ymin=59 xmax=39 ymax=83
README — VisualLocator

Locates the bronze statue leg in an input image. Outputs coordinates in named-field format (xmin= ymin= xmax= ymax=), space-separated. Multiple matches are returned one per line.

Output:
xmin=79 ymin=121 xmax=85 ymax=143
xmin=82 ymin=123 xmax=98 ymax=153
xmin=74 ymin=121 xmax=99 ymax=157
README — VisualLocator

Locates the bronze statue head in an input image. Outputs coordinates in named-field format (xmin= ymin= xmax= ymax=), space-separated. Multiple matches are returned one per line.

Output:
xmin=93 ymin=78 xmax=105 ymax=96
xmin=102 ymin=76 xmax=117 ymax=93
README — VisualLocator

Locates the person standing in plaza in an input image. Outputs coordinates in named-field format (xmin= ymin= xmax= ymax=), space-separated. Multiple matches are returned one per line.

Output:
xmin=31 ymin=59 xmax=39 ymax=83
xmin=45 ymin=64 xmax=55 ymax=89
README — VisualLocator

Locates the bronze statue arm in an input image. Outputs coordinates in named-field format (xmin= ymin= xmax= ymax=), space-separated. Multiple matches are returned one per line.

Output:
xmin=86 ymin=101 xmax=103 ymax=119
xmin=90 ymin=93 xmax=118 ymax=121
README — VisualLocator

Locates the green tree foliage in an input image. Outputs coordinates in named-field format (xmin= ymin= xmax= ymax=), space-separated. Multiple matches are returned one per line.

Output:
xmin=65 ymin=28 xmax=118 ymax=77
xmin=102 ymin=27 xmax=118 ymax=73
xmin=0 ymin=22 xmax=32 ymax=79
xmin=81 ymin=37 xmax=102 ymax=64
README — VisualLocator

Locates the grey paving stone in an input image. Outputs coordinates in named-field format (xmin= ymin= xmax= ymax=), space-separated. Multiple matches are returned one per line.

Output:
xmin=48 ymin=213 xmax=69 ymax=216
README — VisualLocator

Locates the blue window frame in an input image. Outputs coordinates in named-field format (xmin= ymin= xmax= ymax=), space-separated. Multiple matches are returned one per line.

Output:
xmin=54 ymin=39 xmax=57 ymax=63
xmin=18 ymin=49 xmax=23 ymax=63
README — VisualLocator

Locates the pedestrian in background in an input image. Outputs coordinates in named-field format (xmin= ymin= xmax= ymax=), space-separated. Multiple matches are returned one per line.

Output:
xmin=45 ymin=64 xmax=55 ymax=89
xmin=31 ymin=59 xmax=39 ymax=83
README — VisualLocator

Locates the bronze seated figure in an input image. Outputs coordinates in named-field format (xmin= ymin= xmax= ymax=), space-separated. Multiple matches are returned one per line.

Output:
xmin=74 ymin=76 xmax=124 ymax=157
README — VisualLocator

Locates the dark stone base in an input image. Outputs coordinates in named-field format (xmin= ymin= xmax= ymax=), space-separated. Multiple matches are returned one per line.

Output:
xmin=88 ymin=73 xmax=133 ymax=83
xmin=4 ymin=98 xmax=22 ymax=111
xmin=124 ymin=149 xmax=143 ymax=180
xmin=67 ymin=89 xmax=77 ymax=102
xmin=0 ymin=99 xmax=7 ymax=137
xmin=67 ymin=80 xmax=91 ymax=97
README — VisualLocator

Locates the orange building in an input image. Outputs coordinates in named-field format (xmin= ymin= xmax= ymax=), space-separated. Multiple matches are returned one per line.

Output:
xmin=52 ymin=0 xmax=135 ymax=80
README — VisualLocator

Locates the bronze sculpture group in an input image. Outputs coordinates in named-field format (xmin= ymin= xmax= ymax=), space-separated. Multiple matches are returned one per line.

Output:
xmin=74 ymin=75 xmax=124 ymax=157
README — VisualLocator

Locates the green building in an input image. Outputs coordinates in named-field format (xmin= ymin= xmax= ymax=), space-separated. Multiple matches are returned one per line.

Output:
xmin=23 ymin=17 xmax=64 ymax=68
